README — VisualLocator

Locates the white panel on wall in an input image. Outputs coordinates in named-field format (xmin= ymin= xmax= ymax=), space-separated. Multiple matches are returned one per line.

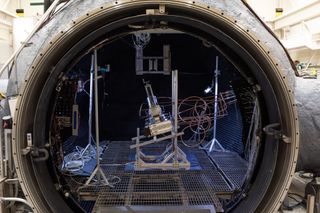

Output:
xmin=247 ymin=0 xmax=277 ymax=21
xmin=22 ymin=0 xmax=44 ymax=17
xmin=281 ymin=0 xmax=316 ymax=12
xmin=0 ymin=9 xmax=15 ymax=71
xmin=12 ymin=17 xmax=37 ymax=52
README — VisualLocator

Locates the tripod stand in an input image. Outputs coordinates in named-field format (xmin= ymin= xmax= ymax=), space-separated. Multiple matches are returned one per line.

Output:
xmin=202 ymin=56 xmax=225 ymax=153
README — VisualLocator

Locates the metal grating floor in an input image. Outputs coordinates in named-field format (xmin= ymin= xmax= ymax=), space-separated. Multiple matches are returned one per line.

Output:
xmin=64 ymin=141 xmax=248 ymax=213
xmin=208 ymin=151 xmax=248 ymax=190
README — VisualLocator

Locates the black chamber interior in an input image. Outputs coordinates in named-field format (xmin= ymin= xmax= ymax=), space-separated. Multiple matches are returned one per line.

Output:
xmin=58 ymin=34 xmax=246 ymax=154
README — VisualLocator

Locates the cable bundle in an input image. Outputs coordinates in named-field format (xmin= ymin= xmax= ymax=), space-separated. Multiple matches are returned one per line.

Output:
xmin=139 ymin=90 xmax=237 ymax=147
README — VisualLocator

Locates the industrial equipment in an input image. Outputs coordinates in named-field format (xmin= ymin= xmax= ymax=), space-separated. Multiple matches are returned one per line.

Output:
xmin=131 ymin=70 xmax=190 ymax=170
xmin=1 ymin=0 xmax=319 ymax=213
xmin=142 ymin=80 xmax=172 ymax=137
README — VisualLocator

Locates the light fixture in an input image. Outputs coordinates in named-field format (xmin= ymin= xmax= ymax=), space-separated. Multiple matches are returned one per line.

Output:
xmin=204 ymin=86 xmax=212 ymax=94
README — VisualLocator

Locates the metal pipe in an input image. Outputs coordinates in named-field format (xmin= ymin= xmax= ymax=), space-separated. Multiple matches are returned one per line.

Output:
xmin=80 ymin=54 xmax=95 ymax=156
xmin=307 ymin=194 xmax=315 ymax=213
xmin=4 ymin=178 xmax=19 ymax=184
xmin=0 ymin=197 xmax=33 ymax=209
xmin=88 ymin=55 xmax=94 ymax=146
xmin=207 ymin=56 xmax=224 ymax=152
xmin=94 ymin=49 xmax=100 ymax=169
xmin=210 ymin=56 xmax=220 ymax=151
xmin=32 ymin=148 xmax=49 ymax=162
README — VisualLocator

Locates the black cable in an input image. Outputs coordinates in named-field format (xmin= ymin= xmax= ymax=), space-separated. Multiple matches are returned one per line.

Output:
xmin=288 ymin=195 xmax=302 ymax=203
xmin=287 ymin=192 xmax=305 ymax=199
xmin=282 ymin=193 xmax=305 ymax=210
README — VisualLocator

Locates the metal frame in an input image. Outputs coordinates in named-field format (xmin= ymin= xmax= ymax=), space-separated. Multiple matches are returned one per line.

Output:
xmin=135 ymin=45 xmax=171 ymax=75
xmin=95 ymin=205 xmax=217 ymax=213
xmin=132 ymin=70 xmax=190 ymax=170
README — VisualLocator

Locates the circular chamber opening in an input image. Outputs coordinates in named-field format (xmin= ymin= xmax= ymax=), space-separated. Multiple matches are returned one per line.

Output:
xmin=13 ymin=2 xmax=298 ymax=213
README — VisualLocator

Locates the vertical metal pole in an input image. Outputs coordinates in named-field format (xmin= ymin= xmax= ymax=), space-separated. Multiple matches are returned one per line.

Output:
xmin=209 ymin=57 xmax=219 ymax=152
xmin=88 ymin=55 xmax=94 ymax=147
xmin=136 ymin=128 xmax=140 ymax=164
xmin=172 ymin=70 xmax=178 ymax=159
xmin=316 ymin=190 xmax=320 ymax=213
xmin=208 ymin=56 xmax=224 ymax=152
xmin=84 ymin=50 xmax=110 ymax=187
xmin=4 ymin=130 xmax=12 ymax=177
xmin=307 ymin=194 xmax=315 ymax=213
xmin=81 ymin=55 xmax=95 ymax=157
xmin=94 ymin=49 xmax=100 ymax=170
xmin=0 ymin=128 xmax=3 ymax=179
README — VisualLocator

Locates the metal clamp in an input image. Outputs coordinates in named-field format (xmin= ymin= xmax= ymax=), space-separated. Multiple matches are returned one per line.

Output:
xmin=22 ymin=133 xmax=49 ymax=162
xmin=263 ymin=123 xmax=282 ymax=139
xmin=31 ymin=148 xmax=49 ymax=162
xmin=263 ymin=123 xmax=292 ymax=143
xmin=146 ymin=4 xmax=166 ymax=15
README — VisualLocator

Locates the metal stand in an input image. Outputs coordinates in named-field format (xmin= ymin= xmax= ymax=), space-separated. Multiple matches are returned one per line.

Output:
xmin=203 ymin=56 xmax=225 ymax=152
xmin=131 ymin=70 xmax=190 ymax=170
xmin=81 ymin=54 xmax=96 ymax=157
xmin=84 ymin=49 xmax=111 ymax=187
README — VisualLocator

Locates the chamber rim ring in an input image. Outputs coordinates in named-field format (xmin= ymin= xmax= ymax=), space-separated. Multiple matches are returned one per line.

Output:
xmin=12 ymin=1 xmax=299 ymax=212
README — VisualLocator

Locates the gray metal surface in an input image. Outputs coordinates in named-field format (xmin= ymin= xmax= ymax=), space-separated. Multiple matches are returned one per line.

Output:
xmin=5 ymin=0 xmax=296 ymax=96
xmin=295 ymin=78 xmax=320 ymax=171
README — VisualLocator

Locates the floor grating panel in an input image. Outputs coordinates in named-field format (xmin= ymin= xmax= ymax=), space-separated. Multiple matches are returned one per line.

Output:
xmin=63 ymin=141 xmax=248 ymax=212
